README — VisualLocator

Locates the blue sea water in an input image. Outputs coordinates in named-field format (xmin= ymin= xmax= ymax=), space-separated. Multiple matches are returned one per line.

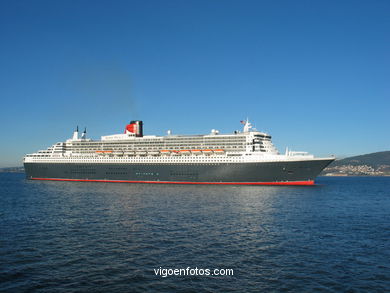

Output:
xmin=0 ymin=174 xmax=389 ymax=292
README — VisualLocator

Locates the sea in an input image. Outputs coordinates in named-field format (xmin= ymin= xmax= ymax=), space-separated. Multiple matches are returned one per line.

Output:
xmin=1 ymin=173 xmax=389 ymax=292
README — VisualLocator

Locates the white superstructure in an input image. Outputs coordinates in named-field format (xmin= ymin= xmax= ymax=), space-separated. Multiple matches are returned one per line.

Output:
xmin=24 ymin=120 xmax=324 ymax=165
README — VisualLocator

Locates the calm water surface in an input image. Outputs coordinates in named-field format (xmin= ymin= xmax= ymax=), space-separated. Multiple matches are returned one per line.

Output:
xmin=1 ymin=174 xmax=389 ymax=292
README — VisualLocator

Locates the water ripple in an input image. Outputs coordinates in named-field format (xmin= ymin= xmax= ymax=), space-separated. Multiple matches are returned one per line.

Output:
xmin=1 ymin=174 xmax=390 ymax=292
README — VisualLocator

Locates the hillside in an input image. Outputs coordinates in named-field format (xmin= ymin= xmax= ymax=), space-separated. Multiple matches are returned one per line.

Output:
xmin=322 ymin=151 xmax=390 ymax=176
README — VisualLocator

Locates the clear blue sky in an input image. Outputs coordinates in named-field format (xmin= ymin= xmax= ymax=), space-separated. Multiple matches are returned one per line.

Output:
xmin=0 ymin=0 xmax=389 ymax=167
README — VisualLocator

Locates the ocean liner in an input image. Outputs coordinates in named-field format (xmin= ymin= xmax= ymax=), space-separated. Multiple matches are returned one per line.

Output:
xmin=23 ymin=120 xmax=334 ymax=185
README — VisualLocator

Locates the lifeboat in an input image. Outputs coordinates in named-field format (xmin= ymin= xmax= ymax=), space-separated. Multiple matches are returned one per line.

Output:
xmin=113 ymin=151 xmax=124 ymax=156
xmin=172 ymin=150 xmax=181 ymax=156
xmin=214 ymin=149 xmax=225 ymax=154
xmin=124 ymin=151 xmax=136 ymax=156
xmin=149 ymin=151 xmax=160 ymax=156
xmin=203 ymin=149 xmax=213 ymax=155
xmin=95 ymin=150 xmax=113 ymax=155
xmin=160 ymin=150 xmax=171 ymax=155
xmin=191 ymin=149 xmax=202 ymax=155
xmin=179 ymin=150 xmax=191 ymax=155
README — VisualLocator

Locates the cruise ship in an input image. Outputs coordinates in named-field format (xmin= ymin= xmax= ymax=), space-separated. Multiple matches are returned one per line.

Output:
xmin=23 ymin=120 xmax=335 ymax=185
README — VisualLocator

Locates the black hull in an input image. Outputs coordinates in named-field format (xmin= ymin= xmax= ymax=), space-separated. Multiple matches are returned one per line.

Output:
xmin=24 ymin=159 xmax=334 ymax=185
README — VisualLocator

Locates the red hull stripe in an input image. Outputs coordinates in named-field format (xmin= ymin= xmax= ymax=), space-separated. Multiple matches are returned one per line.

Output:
xmin=31 ymin=178 xmax=315 ymax=186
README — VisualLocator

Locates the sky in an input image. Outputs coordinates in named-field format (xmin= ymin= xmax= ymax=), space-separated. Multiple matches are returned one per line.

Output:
xmin=0 ymin=0 xmax=389 ymax=167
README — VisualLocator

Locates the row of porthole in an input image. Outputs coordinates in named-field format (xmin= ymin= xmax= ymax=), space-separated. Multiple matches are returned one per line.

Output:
xmin=30 ymin=161 xmax=244 ymax=164
xmin=31 ymin=157 xmax=244 ymax=161
xmin=45 ymin=159 xmax=243 ymax=161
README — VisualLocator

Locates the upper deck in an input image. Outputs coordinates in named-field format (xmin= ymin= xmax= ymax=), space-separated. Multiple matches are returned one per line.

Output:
xmin=24 ymin=120 xmax=328 ymax=163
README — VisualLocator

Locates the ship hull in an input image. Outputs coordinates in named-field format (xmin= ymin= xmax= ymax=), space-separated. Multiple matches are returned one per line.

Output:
xmin=24 ymin=159 xmax=334 ymax=185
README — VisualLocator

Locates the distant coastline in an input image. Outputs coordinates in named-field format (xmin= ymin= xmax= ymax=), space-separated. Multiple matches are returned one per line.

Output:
xmin=0 ymin=167 xmax=25 ymax=173
xmin=321 ymin=151 xmax=390 ymax=176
